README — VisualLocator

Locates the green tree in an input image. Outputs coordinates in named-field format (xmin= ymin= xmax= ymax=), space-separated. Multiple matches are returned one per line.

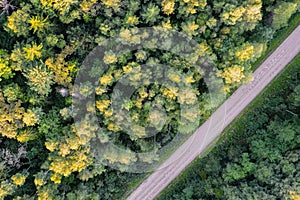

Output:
xmin=272 ymin=2 xmax=297 ymax=30
xmin=290 ymin=85 xmax=300 ymax=107
xmin=24 ymin=65 xmax=54 ymax=96
xmin=0 ymin=50 xmax=14 ymax=81
xmin=141 ymin=3 xmax=160 ymax=24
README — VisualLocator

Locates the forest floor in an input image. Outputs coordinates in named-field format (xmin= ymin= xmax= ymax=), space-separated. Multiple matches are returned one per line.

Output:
xmin=126 ymin=25 xmax=300 ymax=200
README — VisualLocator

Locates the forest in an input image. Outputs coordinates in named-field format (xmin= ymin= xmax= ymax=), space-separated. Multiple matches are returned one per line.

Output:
xmin=157 ymin=55 xmax=300 ymax=199
xmin=0 ymin=0 xmax=299 ymax=199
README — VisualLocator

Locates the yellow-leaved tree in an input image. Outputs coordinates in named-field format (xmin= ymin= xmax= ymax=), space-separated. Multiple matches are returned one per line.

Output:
xmin=289 ymin=191 xmax=300 ymax=200
xmin=80 ymin=0 xmax=97 ymax=12
xmin=221 ymin=5 xmax=246 ymax=25
xmin=11 ymin=173 xmax=26 ymax=186
xmin=28 ymin=16 xmax=48 ymax=33
xmin=23 ymin=43 xmax=43 ymax=61
xmin=235 ymin=44 xmax=255 ymax=62
xmin=40 ymin=0 xmax=79 ymax=15
xmin=218 ymin=65 xmax=246 ymax=93
xmin=45 ymin=42 xmax=78 ymax=88
xmin=0 ymin=50 xmax=14 ymax=81
xmin=161 ymin=0 xmax=175 ymax=15
xmin=24 ymin=65 xmax=54 ymax=96
xmin=179 ymin=0 xmax=207 ymax=14
xmin=5 ymin=8 xmax=30 ymax=36
xmin=0 ymin=90 xmax=25 ymax=139
xmin=101 ymin=0 xmax=121 ymax=9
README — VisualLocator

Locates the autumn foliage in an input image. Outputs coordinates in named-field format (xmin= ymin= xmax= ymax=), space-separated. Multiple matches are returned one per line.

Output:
xmin=0 ymin=0 xmax=298 ymax=199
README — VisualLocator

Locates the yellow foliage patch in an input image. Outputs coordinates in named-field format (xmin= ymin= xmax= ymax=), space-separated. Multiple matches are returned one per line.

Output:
xmin=80 ymin=0 xmax=97 ymax=12
xmin=23 ymin=109 xmax=39 ymax=126
xmin=28 ymin=16 xmax=48 ymax=33
xmin=162 ymin=0 xmax=175 ymax=15
xmin=50 ymin=173 xmax=62 ymax=184
xmin=102 ymin=0 xmax=121 ymax=9
xmin=45 ymin=141 xmax=58 ymax=152
xmin=162 ymin=19 xmax=172 ymax=29
xmin=96 ymin=100 xmax=111 ymax=112
xmin=45 ymin=43 xmax=77 ymax=87
xmin=49 ymin=148 xmax=92 ymax=177
xmin=23 ymin=43 xmax=43 ymax=61
xmin=289 ymin=191 xmax=300 ymax=200
xmin=103 ymin=52 xmax=117 ymax=64
xmin=34 ymin=178 xmax=44 ymax=187
xmin=11 ymin=173 xmax=26 ymax=186
xmin=99 ymin=74 xmax=113 ymax=85
xmin=236 ymin=45 xmax=254 ymax=61
xmin=219 ymin=65 xmax=245 ymax=84
xmin=0 ymin=92 xmax=25 ymax=139
xmin=161 ymin=86 xmax=178 ymax=100
xmin=40 ymin=0 xmax=79 ymax=15
xmin=182 ymin=0 xmax=207 ymax=14
xmin=222 ymin=6 xmax=246 ymax=25
xmin=126 ymin=16 xmax=139 ymax=25
xmin=6 ymin=9 xmax=29 ymax=35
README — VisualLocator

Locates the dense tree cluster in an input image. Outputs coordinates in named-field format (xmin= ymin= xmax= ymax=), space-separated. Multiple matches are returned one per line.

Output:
xmin=158 ymin=56 xmax=300 ymax=200
xmin=0 ymin=0 xmax=299 ymax=199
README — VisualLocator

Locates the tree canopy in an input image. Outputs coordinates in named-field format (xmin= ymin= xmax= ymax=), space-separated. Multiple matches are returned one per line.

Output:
xmin=0 ymin=0 xmax=299 ymax=199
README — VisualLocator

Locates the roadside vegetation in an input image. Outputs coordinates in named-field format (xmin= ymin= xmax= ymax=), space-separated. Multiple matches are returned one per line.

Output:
xmin=251 ymin=11 xmax=300 ymax=71
xmin=157 ymin=54 xmax=300 ymax=199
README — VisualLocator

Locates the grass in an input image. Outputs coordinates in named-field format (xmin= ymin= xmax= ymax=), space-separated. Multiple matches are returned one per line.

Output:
xmin=121 ymin=13 xmax=300 ymax=199
xmin=119 ymin=173 xmax=150 ymax=200
xmin=157 ymin=53 xmax=300 ymax=199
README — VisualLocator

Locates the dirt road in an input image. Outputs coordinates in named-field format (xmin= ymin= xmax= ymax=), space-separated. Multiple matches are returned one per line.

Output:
xmin=126 ymin=25 xmax=300 ymax=200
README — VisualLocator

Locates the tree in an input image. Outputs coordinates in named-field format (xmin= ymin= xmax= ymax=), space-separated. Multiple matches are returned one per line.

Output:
xmin=40 ymin=0 xmax=79 ymax=15
xmin=44 ymin=43 xmax=78 ymax=88
xmin=161 ymin=0 xmax=175 ymax=15
xmin=0 ymin=49 xmax=14 ymax=81
xmin=24 ymin=65 xmax=54 ymax=96
xmin=241 ymin=3 xmax=262 ymax=31
xmin=271 ymin=2 xmax=297 ymax=30
xmin=235 ymin=44 xmax=255 ymax=62
xmin=223 ymin=153 xmax=255 ymax=183
xmin=28 ymin=16 xmax=49 ymax=33
xmin=221 ymin=5 xmax=246 ymax=26
xmin=23 ymin=43 xmax=43 ymax=61
xmin=289 ymin=191 xmax=300 ymax=200
xmin=290 ymin=85 xmax=300 ymax=107
xmin=22 ymin=109 xmax=40 ymax=126
xmin=101 ymin=0 xmax=121 ymax=9
xmin=0 ymin=0 xmax=297 ymax=198
xmin=2 ymin=83 xmax=23 ymax=103
xmin=0 ymin=90 xmax=25 ymax=139
xmin=11 ymin=173 xmax=26 ymax=186
xmin=141 ymin=3 xmax=160 ymax=24
xmin=80 ymin=0 xmax=97 ymax=13
xmin=0 ymin=180 xmax=16 ymax=199
xmin=5 ymin=7 xmax=30 ymax=36
xmin=250 ymin=25 xmax=275 ymax=43
xmin=218 ymin=65 xmax=246 ymax=93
